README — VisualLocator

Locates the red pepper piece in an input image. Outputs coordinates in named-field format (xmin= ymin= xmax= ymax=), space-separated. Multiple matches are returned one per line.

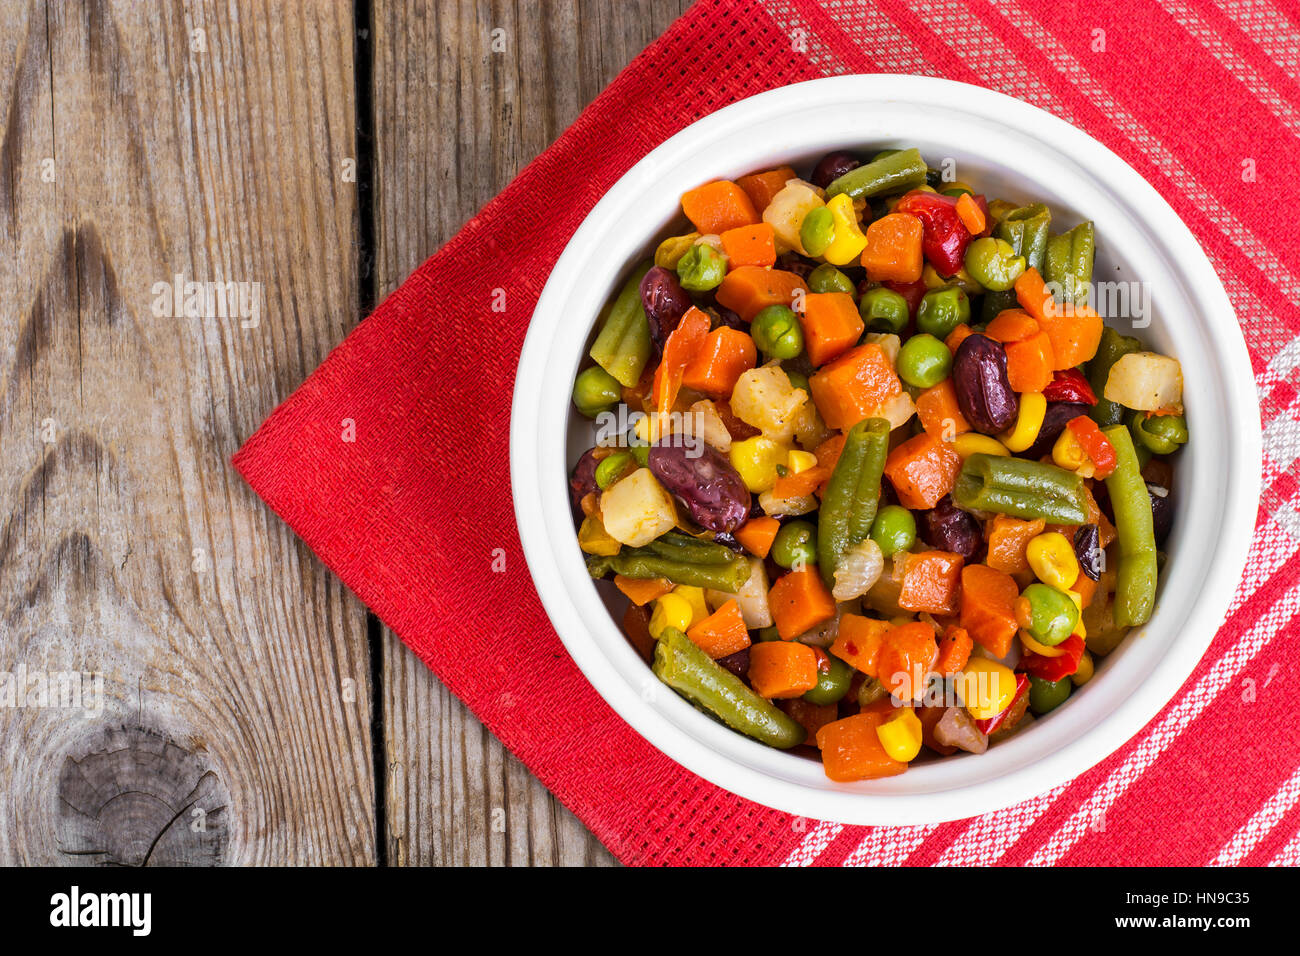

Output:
xmin=1066 ymin=415 xmax=1118 ymax=478
xmin=975 ymin=672 xmax=1030 ymax=735
xmin=895 ymin=191 xmax=972 ymax=278
xmin=1019 ymin=634 xmax=1085 ymax=682
xmin=1043 ymin=368 xmax=1097 ymax=405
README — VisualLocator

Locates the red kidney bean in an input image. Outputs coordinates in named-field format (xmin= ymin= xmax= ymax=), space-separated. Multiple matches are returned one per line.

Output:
xmin=648 ymin=441 xmax=751 ymax=533
xmin=1022 ymin=401 xmax=1092 ymax=460
xmin=810 ymin=150 xmax=862 ymax=189
xmin=570 ymin=447 xmax=599 ymax=516
xmin=717 ymin=648 xmax=751 ymax=678
xmin=919 ymin=495 xmax=983 ymax=560
xmin=953 ymin=334 xmax=1019 ymax=434
xmin=1148 ymin=482 xmax=1174 ymax=545
xmin=1073 ymin=524 xmax=1102 ymax=581
xmin=640 ymin=266 xmax=692 ymax=347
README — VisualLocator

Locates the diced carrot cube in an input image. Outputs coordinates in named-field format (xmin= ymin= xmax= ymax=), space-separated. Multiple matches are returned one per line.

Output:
xmin=715 ymin=266 xmax=809 ymax=322
xmin=898 ymin=551 xmax=964 ymax=616
xmin=748 ymin=641 xmax=819 ymax=698
xmin=959 ymin=563 xmax=1021 ymax=658
xmin=816 ymin=703 xmax=909 ymax=780
xmin=876 ymin=621 xmax=940 ymax=701
xmin=768 ymin=566 xmax=836 ymax=640
xmin=719 ymin=222 xmax=777 ymax=268
xmin=680 ymin=180 xmax=760 ymax=235
xmin=934 ymin=624 xmax=973 ymax=675
xmin=681 ymin=326 xmax=757 ymax=397
xmin=830 ymin=614 xmax=890 ymax=677
xmin=984 ymin=515 xmax=1045 ymax=574
xmin=800 ymin=292 xmax=865 ymax=367
xmin=1004 ymin=330 xmax=1055 ymax=393
xmin=860 ymin=213 xmax=924 ymax=283
xmin=734 ymin=516 xmax=780 ymax=559
xmin=915 ymin=379 xmax=971 ymax=442
xmin=883 ymin=433 xmax=963 ymax=510
xmin=735 ymin=166 xmax=796 ymax=215
xmin=686 ymin=599 xmax=752 ymax=659
xmin=808 ymin=344 xmax=902 ymax=430
xmin=614 ymin=575 xmax=674 ymax=606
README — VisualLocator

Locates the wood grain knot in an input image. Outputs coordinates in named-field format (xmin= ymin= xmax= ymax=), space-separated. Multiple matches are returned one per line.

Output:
xmin=57 ymin=725 xmax=229 ymax=866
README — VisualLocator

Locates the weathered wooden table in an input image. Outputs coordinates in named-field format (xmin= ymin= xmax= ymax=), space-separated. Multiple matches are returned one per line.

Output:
xmin=0 ymin=0 xmax=689 ymax=866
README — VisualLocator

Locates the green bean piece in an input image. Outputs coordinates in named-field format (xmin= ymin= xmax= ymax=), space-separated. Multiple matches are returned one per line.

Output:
xmin=645 ymin=531 xmax=741 ymax=566
xmin=952 ymin=454 xmax=1089 ymax=525
xmin=825 ymin=147 xmax=928 ymax=200
xmin=818 ymin=417 xmax=891 ymax=588
xmin=1087 ymin=326 xmax=1143 ymax=427
xmin=586 ymin=535 xmax=753 ymax=592
xmin=993 ymin=202 xmax=1051 ymax=272
xmin=652 ymin=628 xmax=806 ymax=749
xmin=1101 ymin=425 xmax=1158 ymax=628
xmin=588 ymin=262 xmax=654 ymax=387
xmin=980 ymin=288 xmax=1018 ymax=324
xmin=1044 ymin=221 xmax=1095 ymax=306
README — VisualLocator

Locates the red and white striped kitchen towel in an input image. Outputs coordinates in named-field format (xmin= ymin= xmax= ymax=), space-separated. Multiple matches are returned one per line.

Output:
xmin=234 ymin=0 xmax=1300 ymax=865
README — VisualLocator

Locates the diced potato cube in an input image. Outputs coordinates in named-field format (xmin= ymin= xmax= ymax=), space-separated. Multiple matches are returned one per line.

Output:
xmin=730 ymin=365 xmax=808 ymax=440
xmin=762 ymin=180 xmax=825 ymax=255
xmin=758 ymin=489 xmax=818 ymax=516
xmin=1104 ymin=352 xmax=1183 ymax=411
xmin=600 ymin=468 xmax=676 ymax=547
xmin=688 ymin=399 xmax=733 ymax=453
xmin=708 ymin=557 xmax=772 ymax=629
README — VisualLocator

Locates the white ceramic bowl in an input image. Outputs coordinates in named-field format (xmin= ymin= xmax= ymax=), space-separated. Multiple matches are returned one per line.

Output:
xmin=511 ymin=75 xmax=1260 ymax=825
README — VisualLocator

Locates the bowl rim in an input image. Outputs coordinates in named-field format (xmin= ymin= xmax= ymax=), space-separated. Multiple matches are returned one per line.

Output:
xmin=510 ymin=74 xmax=1262 ymax=826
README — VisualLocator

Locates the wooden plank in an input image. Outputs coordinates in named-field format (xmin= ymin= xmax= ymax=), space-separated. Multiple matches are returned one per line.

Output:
xmin=0 ymin=0 xmax=374 ymax=864
xmin=372 ymin=0 xmax=689 ymax=866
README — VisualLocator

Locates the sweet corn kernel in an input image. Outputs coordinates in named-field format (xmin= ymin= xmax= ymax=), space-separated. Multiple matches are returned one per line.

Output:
xmin=577 ymin=514 xmax=621 ymax=557
xmin=1052 ymin=426 xmax=1095 ymax=477
xmin=649 ymin=592 xmax=694 ymax=639
xmin=1026 ymin=531 xmax=1080 ymax=590
xmin=952 ymin=433 xmax=1010 ymax=459
xmin=1001 ymin=392 xmax=1047 ymax=453
xmin=673 ymin=586 xmax=710 ymax=628
xmin=1067 ymin=589 xmax=1086 ymax=638
xmin=729 ymin=436 xmax=788 ymax=493
xmin=787 ymin=450 xmax=819 ymax=475
xmin=1072 ymin=650 xmax=1095 ymax=686
xmin=1019 ymin=629 xmax=1066 ymax=658
xmin=821 ymin=193 xmax=869 ymax=266
xmin=959 ymin=657 xmax=1019 ymax=720
xmin=875 ymin=708 xmax=923 ymax=762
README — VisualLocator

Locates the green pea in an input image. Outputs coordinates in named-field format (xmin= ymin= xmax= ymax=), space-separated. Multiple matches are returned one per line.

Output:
xmin=896 ymin=334 xmax=952 ymax=389
xmin=572 ymin=366 xmax=622 ymax=418
xmin=1130 ymin=410 xmax=1188 ymax=456
xmin=869 ymin=505 xmax=916 ymax=558
xmin=1021 ymin=583 xmax=1079 ymax=646
xmin=751 ymin=305 xmax=804 ymax=360
xmin=963 ymin=237 xmax=1027 ymax=292
xmin=803 ymin=655 xmax=854 ymax=705
xmin=676 ymin=243 xmax=726 ymax=291
xmin=800 ymin=206 xmax=836 ymax=258
xmin=595 ymin=451 xmax=634 ymax=489
xmin=784 ymin=369 xmax=810 ymax=394
xmin=916 ymin=285 xmax=970 ymax=339
xmin=808 ymin=263 xmax=856 ymax=296
xmin=859 ymin=287 xmax=909 ymax=334
xmin=755 ymin=625 xmax=782 ymax=642
xmin=771 ymin=519 xmax=818 ymax=570
xmin=1028 ymin=675 xmax=1072 ymax=715
xmin=940 ymin=185 xmax=974 ymax=198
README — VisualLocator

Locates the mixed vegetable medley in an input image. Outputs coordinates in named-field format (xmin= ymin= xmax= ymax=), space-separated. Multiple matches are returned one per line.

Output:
xmin=569 ymin=147 xmax=1186 ymax=781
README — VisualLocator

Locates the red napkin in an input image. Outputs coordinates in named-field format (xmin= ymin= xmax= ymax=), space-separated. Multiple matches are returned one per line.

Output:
xmin=235 ymin=0 xmax=1300 ymax=866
